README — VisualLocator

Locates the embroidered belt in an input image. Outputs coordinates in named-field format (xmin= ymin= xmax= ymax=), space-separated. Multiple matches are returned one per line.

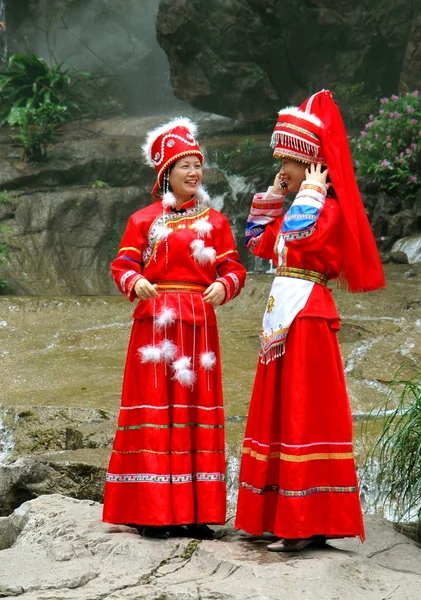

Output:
xmin=276 ymin=266 xmax=328 ymax=286
xmin=155 ymin=281 xmax=207 ymax=293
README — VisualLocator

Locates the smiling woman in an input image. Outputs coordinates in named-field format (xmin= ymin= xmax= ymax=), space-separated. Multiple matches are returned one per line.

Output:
xmin=102 ymin=117 xmax=247 ymax=539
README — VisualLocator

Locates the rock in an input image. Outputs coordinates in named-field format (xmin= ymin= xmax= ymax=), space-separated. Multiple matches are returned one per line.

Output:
xmin=0 ymin=407 xmax=116 ymax=516
xmin=390 ymin=250 xmax=410 ymax=264
xmin=392 ymin=235 xmax=421 ymax=263
xmin=157 ymin=0 xmax=417 ymax=122
xmin=0 ymin=494 xmax=420 ymax=599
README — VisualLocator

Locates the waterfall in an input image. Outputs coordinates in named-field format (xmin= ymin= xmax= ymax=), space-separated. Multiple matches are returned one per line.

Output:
xmin=0 ymin=413 xmax=14 ymax=465
xmin=0 ymin=0 xmax=6 ymax=63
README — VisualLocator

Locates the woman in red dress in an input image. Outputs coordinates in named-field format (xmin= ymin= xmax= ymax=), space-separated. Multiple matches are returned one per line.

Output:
xmin=103 ymin=118 xmax=246 ymax=538
xmin=235 ymin=90 xmax=385 ymax=551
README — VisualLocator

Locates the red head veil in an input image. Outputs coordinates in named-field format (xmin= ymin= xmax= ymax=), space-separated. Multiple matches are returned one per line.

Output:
xmin=300 ymin=90 xmax=385 ymax=292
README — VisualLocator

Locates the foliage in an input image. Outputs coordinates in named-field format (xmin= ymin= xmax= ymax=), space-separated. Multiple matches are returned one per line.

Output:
xmin=352 ymin=91 xmax=421 ymax=200
xmin=333 ymin=82 xmax=379 ymax=129
xmin=0 ymin=53 xmax=84 ymax=124
xmin=363 ymin=368 xmax=421 ymax=525
xmin=7 ymin=102 xmax=68 ymax=161
xmin=0 ymin=223 xmax=12 ymax=289
xmin=213 ymin=138 xmax=255 ymax=174
xmin=91 ymin=180 xmax=109 ymax=189
xmin=0 ymin=191 xmax=12 ymax=203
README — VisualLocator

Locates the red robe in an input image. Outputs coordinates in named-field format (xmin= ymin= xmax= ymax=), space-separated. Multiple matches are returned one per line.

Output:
xmin=103 ymin=197 xmax=246 ymax=526
xmin=235 ymin=182 xmax=365 ymax=541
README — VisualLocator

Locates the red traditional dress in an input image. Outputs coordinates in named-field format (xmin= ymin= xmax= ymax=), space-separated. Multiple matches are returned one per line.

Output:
xmin=235 ymin=180 xmax=365 ymax=540
xmin=103 ymin=196 xmax=246 ymax=526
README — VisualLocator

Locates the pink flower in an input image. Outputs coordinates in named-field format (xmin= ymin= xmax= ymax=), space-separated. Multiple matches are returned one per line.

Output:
xmin=410 ymin=119 xmax=418 ymax=124
xmin=379 ymin=109 xmax=384 ymax=115
xmin=375 ymin=134 xmax=379 ymax=139
xmin=380 ymin=97 xmax=389 ymax=104
xmin=394 ymin=112 xmax=402 ymax=118
xmin=411 ymin=143 xmax=417 ymax=149
xmin=405 ymin=148 xmax=412 ymax=155
xmin=406 ymin=105 xmax=415 ymax=114
xmin=380 ymin=159 xmax=391 ymax=168
xmin=386 ymin=135 xmax=391 ymax=140
xmin=391 ymin=95 xmax=399 ymax=101
xmin=360 ymin=131 xmax=367 ymax=137
xmin=389 ymin=112 xmax=395 ymax=118
xmin=386 ymin=142 xmax=392 ymax=148
xmin=409 ymin=175 xmax=417 ymax=183
xmin=355 ymin=160 xmax=360 ymax=167
xmin=414 ymin=91 xmax=420 ymax=97
xmin=369 ymin=114 xmax=373 ymax=121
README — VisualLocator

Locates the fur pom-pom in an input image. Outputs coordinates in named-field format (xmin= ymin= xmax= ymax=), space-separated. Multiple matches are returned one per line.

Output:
xmin=195 ymin=185 xmax=211 ymax=206
xmin=172 ymin=356 xmax=191 ymax=372
xmin=172 ymin=355 xmax=196 ymax=387
xmin=162 ymin=191 xmax=177 ymax=208
xmin=161 ymin=339 xmax=177 ymax=362
xmin=138 ymin=345 xmax=162 ymax=363
xmin=200 ymin=351 xmax=217 ymax=371
xmin=154 ymin=225 xmax=172 ymax=242
xmin=192 ymin=218 xmax=213 ymax=238
xmin=190 ymin=238 xmax=216 ymax=265
xmin=155 ymin=307 xmax=177 ymax=329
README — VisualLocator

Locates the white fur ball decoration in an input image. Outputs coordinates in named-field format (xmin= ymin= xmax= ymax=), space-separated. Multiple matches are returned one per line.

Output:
xmin=200 ymin=351 xmax=217 ymax=370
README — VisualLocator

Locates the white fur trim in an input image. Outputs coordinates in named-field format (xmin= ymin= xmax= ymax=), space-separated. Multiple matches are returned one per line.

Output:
xmin=154 ymin=225 xmax=172 ymax=242
xmin=142 ymin=118 xmax=199 ymax=167
xmin=191 ymin=218 xmax=213 ymax=238
xmin=195 ymin=185 xmax=211 ymax=206
xmin=277 ymin=107 xmax=322 ymax=129
xmin=161 ymin=339 xmax=177 ymax=362
xmin=155 ymin=307 xmax=177 ymax=329
xmin=138 ymin=345 xmax=162 ymax=363
xmin=162 ymin=191 xmax=177 ymax=208
xmin=200 ymin=351 xmax=217 ymax=370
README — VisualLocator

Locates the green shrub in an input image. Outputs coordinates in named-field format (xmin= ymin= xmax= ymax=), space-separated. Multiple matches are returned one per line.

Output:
xmin=363 ymin=368 xmax=421 ymax=525
xmin=352 ymin=91 xmax=421 ymax=200
xmin=0 ymin=53 xmax=84 ymax=124
xmin=333 ymin=82 xmax=379 ymax=129
xmin=91 ymin=180 xmax=109 ymax=189
xmin=7 ymin=102 xmax=68 ymax=161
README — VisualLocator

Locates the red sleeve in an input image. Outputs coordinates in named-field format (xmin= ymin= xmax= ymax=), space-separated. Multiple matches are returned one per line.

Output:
xmin=213 ymin=215 xmax=247 ymax=304
xmin=111 ymin=216 xmax=146 ymax=302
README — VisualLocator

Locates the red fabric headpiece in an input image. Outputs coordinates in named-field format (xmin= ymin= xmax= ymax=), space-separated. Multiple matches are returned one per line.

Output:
xmin=274 ymin=90 xmax=385 ymax=292
xmin=142 ymin=118 xmax=204 ymax=194
xmin=271 ymin=107 xmax=325 ymax=163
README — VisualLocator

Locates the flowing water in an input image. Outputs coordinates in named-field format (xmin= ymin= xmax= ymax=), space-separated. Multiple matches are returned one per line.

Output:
xmin=1 ymin=263 xmax=420 ymax=517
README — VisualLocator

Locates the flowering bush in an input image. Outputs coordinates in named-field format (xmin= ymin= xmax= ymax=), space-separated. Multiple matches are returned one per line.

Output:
xmin=352 ymin=91 xmax=421 ymax=199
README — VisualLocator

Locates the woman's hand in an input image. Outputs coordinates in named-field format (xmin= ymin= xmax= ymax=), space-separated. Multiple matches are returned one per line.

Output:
xmin=269 ymin=171 xmax=288 ymax=195
xmin=306 ymin=163 xmax=329 ymax=188
xmin=203 ymin=281 xmax=226 ymax=306
xmin=134 ymin=278 xmax=159 ymax=300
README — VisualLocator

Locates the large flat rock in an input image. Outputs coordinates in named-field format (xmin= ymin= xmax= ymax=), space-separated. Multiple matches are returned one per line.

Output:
xmin=0 ymin=494 xmax=419 ymax=599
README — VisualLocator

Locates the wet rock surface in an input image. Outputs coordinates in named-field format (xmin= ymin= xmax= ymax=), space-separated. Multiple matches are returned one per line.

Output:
xmin=0 ymin=494 xmax=420 ymax=599
xmin=157 ymin=0 xmax=418 ymax=121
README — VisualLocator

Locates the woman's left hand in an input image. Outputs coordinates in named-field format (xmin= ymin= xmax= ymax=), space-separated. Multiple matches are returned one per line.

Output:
xmin=203 ymin=281 xmax=226 ymax=306
xmin=306 ymin=162 xmax=329 ymax=187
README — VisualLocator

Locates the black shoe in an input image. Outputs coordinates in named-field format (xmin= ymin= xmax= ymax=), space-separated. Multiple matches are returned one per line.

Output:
xmin=185 ymin=523 xmax=214 ymax=539
xmin=168 ymin=525 xmax=189 ymax=537
xmin=137 ymin=525 xmax=170 ymax=539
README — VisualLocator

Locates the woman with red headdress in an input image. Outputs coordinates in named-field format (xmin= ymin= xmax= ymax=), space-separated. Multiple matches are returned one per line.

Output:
xmin=103 ymin=117 xmax=246 ymax=539
xmin=235 ymin=90 xmax=385 ymax=551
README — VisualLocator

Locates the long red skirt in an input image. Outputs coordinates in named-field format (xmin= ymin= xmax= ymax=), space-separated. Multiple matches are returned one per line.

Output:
xmin=235 ymin=316 xmax=365 ymax=541
xmin=103 ymin=317 xmax=226 ymax=526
